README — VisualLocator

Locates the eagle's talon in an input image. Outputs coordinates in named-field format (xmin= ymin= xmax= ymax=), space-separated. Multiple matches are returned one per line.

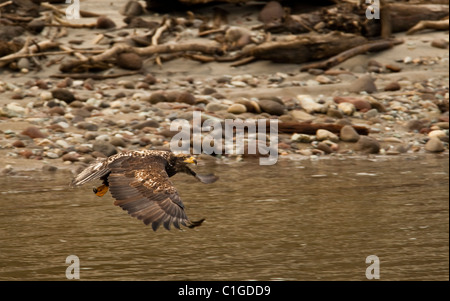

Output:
xmin=93 ymin=184 xmax=108 ymax=197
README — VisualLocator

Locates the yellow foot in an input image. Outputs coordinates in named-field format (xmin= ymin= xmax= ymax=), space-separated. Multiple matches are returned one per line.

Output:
xmin=93 ymin=184 xmax=108 ymax=197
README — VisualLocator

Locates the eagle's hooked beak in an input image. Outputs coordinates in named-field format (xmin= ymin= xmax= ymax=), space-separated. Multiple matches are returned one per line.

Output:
xmin=183 ymin=156 xmax=197 ymax=165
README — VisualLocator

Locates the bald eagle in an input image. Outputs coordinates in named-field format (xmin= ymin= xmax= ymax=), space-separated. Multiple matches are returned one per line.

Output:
xmin=70 ymin=150 xmax=218 ymax=231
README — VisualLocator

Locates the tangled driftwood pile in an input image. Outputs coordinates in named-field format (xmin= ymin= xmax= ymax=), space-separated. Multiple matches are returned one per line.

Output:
xmin=0 ymin=0 xmax=448 ymax=78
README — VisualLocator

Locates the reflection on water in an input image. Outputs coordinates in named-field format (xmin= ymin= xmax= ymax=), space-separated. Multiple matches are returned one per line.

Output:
xmin=0 ymin=155 xmax=448 ymax=280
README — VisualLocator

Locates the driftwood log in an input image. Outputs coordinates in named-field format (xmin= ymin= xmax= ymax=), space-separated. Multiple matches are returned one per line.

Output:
xmin=406 ymin=18 xmax=449 ymax=35
xmin=299 ymin=38 xmax=403 ymax=71
xmin=145 ymin=0 xmax=342 ymax=10
xmin=57 ymin=31 xmax=376 ymax=72
xmin=377 ymin=3 xmax=449 ymax=34
xmin=1 ymin=1 xmax=448 ymax=74
xmin=59 ymin=41 xmax=224 ymax=73
xmin=263 ymin=2 xmax=449 ymax=37
xmin=0 ymin=39 xmax=59 ymax=68
xmin=245 ymin=32 xmax=367 ymax=64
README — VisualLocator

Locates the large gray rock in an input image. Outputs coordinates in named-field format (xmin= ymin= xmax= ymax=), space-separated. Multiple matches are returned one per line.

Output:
xmin=227 ymin=103 xmax=247 ymax=114
xmin=354 ymin=136 xmax=380 ymax=154
xmin=258 ymin=99 xmax=285 ymax=116
xmin=52 ymin=88 xmax=75 ymax=103
xmin=349 ymin=75 xmax=377 ymax=94
xmin=93 ymin=141 xmax=117 ymax=157
xmin=340 ymin=125 xmax=360 ymax=142
xmin=297 ymin=95 xmax=326 ymax=114
xmin=425 ymin=137 xmax=445 ymax=153
xmin=316 ymin=129 xmax=339 ymax=142
xmin=258 ymin=1 xmax=284 ymax=24
xmin=120 ymin=0 xmax=144 ymax=16
xmin=116 ymin=53 xmax=143 ymax=70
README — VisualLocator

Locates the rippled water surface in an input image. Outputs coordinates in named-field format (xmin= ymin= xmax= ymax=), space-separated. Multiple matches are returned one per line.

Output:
xmin=0 ymin=155 xmax=448 ymax=281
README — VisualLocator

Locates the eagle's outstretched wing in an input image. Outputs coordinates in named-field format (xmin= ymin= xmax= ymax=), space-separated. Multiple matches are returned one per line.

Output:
xmin=107 ymin=155 xmax=196 ymax=231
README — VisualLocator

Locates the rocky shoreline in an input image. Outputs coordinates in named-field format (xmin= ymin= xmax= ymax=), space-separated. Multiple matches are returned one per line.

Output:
xmin=0 ymin=1 xmax=448 ymax=175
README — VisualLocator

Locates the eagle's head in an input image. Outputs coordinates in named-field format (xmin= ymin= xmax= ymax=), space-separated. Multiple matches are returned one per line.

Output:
xmin=164 ymin=153 xmax=197 ymax=177
xmin=169 ymin=152 xmax=217 ymax=184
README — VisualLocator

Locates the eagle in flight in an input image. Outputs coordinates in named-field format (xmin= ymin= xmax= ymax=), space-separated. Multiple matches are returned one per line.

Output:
xmin=70 ymin=150 xmax=218 ymax=231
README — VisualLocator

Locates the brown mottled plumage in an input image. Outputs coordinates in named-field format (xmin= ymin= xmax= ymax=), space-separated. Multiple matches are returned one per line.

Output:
xmin=70 ymin=150 xmax=218 ymax=231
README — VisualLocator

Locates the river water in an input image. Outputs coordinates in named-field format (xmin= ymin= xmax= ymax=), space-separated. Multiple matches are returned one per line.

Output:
xmin=0 ymin=155 xmax=448 ymax=281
